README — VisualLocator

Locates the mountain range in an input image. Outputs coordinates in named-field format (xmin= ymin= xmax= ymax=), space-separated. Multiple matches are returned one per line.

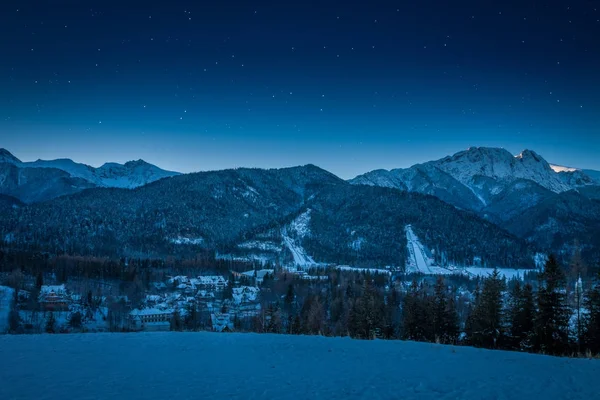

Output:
xmin=351 ymin=147 xmax=600 ymax=258
xmin=0 ymin=149 xmax=179 ymax=203
xmin=0 ymin=147 xmax=599 ymax=265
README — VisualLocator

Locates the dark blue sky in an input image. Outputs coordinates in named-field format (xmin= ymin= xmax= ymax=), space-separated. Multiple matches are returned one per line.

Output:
xmin=1 ymin=0 xmax=599 ymax=178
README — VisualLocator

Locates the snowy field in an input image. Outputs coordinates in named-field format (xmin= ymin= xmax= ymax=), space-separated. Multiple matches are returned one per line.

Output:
xmin=1 ymin=332 xmax=599 ymax=400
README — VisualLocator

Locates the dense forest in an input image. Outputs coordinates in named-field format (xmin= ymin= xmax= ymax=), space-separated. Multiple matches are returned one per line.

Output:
xmin=0 ymin=166 xmax=535 ymax=268
xmin=2 ymin=248 xmax=600 ymax=358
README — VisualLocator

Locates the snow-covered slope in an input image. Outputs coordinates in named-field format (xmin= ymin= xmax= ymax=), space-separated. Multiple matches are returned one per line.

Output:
xmin=282 ymin=210 xmax=317 ymax=268
xmin=583 ymin=169 xmax=600 ymax=184
xmin=1 ymin=332 xmax=599 ymax=400
xmin=434 ymin=148 xmax=570 ymax=193
xmin=550 ymin=164 xmax=578 ymax=173
xmin=0 ymin=148 xmax=180 ymax=202
xmin=0 ymin=148 xmax=180 ymax=189
xmin=25 ymin=157 xmax=179 ymax=189
xmin=351 ymin=147 xmax=600 ymax=219
xmin=0 ymin=149 xmax=21 ymax=164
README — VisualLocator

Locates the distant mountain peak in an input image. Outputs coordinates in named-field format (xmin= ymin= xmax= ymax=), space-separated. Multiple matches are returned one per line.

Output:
xmin=516 ymin=149 xmax=544 ymax=163
xmin=123 ymin=159 xmax=151 ymax=167
xmin=0 ymin=148 xmax=182 ymax=202
xmin=0 ymin=148 xmax=21 ymax=164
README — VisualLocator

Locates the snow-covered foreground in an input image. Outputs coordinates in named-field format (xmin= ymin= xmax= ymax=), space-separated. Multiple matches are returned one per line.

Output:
xmin=1 ymin=333 xmax=599 ymax=400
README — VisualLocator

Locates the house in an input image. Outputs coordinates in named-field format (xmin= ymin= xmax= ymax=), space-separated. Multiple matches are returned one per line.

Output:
xmin=210 ymin=312 xmax=234 ymax=332
xmin=196 ymin=276 xmax=228 ymax=291
xmin=130 ymin=308 xmax=174 ymax=331
xmin=241 ymin=269 xmax=274 ymax=285
xmin=232 ymin=286 xmax=261 ymax=317
xmin=39 ymin=285 xmax=69 ymax=311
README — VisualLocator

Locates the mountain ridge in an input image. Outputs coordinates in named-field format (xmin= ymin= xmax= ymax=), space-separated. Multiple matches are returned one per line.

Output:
xmin=350 ymin=146 xmax=600 ymax=258
xmin=0 ymin=148 xmax=180 ymax=202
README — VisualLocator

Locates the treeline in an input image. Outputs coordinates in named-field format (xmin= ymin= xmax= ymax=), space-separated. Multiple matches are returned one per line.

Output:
xmin=233 ymin=256 xmax=600 ymax=357
xmin=304 ymin=185 xmax=535 ymax=268
xmin=0 ymin=249 xmax=259 ymax=288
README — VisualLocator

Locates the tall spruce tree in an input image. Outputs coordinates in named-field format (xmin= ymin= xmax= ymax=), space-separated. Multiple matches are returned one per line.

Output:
xmin=45 ymin=312 xmax=56 ymax=334
xmin=534 ymin=254 xmax=570 ymax=355
xmin=401 ymin=281 xmax=431 ymax=342
xmin=348 ymin=280 xmax=383 ymax=339
xmin=432 ymin=277 xmax=459 ymax=344
xmin=583 ymin=274 xmax=600 ymax=354
xmin=465 ymin=269 xmax=505 ymax=349
xmin=507 ymin=281 xmax=535 ymax=351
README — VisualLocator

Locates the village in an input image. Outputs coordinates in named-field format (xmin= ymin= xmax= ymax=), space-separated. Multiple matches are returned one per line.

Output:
xmin=2 ymin=265 xmax=368 ymax=334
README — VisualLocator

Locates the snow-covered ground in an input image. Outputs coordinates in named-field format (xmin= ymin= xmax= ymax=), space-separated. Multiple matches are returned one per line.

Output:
xmin=405 ymin=226 xmax=536 ymax=278
xmin=169 ymin=236 xmax=204 ymax=245
xmin=282 ymin=212 xmax=316 ymax=268
xmin=464 ymin=267 xmax=529 ymax=280
xmin=406 ymin=226 xmax=454 ymax=275
xmin=237 ymin=240 xmax=282 ymax=252
xmin=283 ymin=232 xmax=316 ymax=267
xmin=289 ymin=209 xmax=312 ymax=238
xmin=336 ymin=266 xmax=391 ymax=275
xmin=0 ymin=332 xmax=599 ymax=400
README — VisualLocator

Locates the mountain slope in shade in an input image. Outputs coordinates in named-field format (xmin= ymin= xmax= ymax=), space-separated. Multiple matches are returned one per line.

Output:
xmin=0 ymin=149 xmax=21 ymax=164
xmin=503 ymin=190 xmax=600 ymax=259
xmin=0 ymin=163 xmax=97 ymax=203
xmin=351 ymin=147 xmax=600 ymax=214
xmin=0 ymin=165 xmax=346 ymax=257
xmin=0 ymin=148 xmax=180 ymax=202
xmin=433 ymin=148 xmax=570 ymax=194
xmin=24 ymin=156 xmax=180 ymax=188
xmin=350 ymin=147 xmax=600 ymax=257
xmin=0 ymin=165 xmax=534 ymax=267
xmin=583 ymin=169 xmax=600 ymax=184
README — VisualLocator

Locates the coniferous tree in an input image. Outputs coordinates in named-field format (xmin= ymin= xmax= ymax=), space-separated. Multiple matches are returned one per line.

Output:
xmin=431 ymin=277 xmax=459 ymax=344
xmin=383 ymin=287 xmax=401 ymax=339
xmin=68 ymin=311 xmax=83 ymax=329
xmin=8 ymin=289 xmax=22 ymax=334
xmin=222 ymin=277 xmax=233 ymax=301
xmin=170 ymin=310 xmax=183 ymax=331
xmin=35 ymin=271 xmax=43 ymax=290
xmin=534 ymin=255 xmax=570 ymax=355
xmin=266 ymin=303 xmax=283 ymax=333
xmin=465 ymin=269 xmax=505 ymax=349
xmin=185 ymin=304 xmax=200 ymax=331
xmin=291 ymin=314 xmax=302 ymax=335
xmin=45 ymin=312 xmax=56 ymax=333
xmin=284 ymin=284 xmax=295 ymax=312
xmin=507 ymin=282 xmax=535 ymax=351
xmin=401 ymin=281 xmax=431 ymax=342
xmin=583 ymin=274 xmax=600 ymax=354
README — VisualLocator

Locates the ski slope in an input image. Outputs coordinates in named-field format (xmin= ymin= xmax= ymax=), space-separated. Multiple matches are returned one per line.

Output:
xmin=282 ymin=215 xmax=316 ymax=268
xmin=1 ymin=332 xmax=599 ymax=400
xmin=283 ymin=232 xmax=316 ymax=267
xmin=406 ymin=226 xmax=453 ymax=274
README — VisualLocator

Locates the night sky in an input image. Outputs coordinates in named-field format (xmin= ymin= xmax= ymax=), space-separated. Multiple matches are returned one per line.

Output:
xmin=1 ymin=1 xmax=599 ymax=178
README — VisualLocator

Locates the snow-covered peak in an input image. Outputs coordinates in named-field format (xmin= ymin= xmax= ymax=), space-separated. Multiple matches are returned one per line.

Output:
xmin=96 ymin=159 xmax=180 ymax=188
xmin=550 ymin=164 xmax=578 ymax=173
xmin=0 ymin=148 xmax=21 ymax=164
xmin=1 ymin=148 xmax=180 ymax=189
xmin=431 ymin=147 xmax=570 ymax=193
